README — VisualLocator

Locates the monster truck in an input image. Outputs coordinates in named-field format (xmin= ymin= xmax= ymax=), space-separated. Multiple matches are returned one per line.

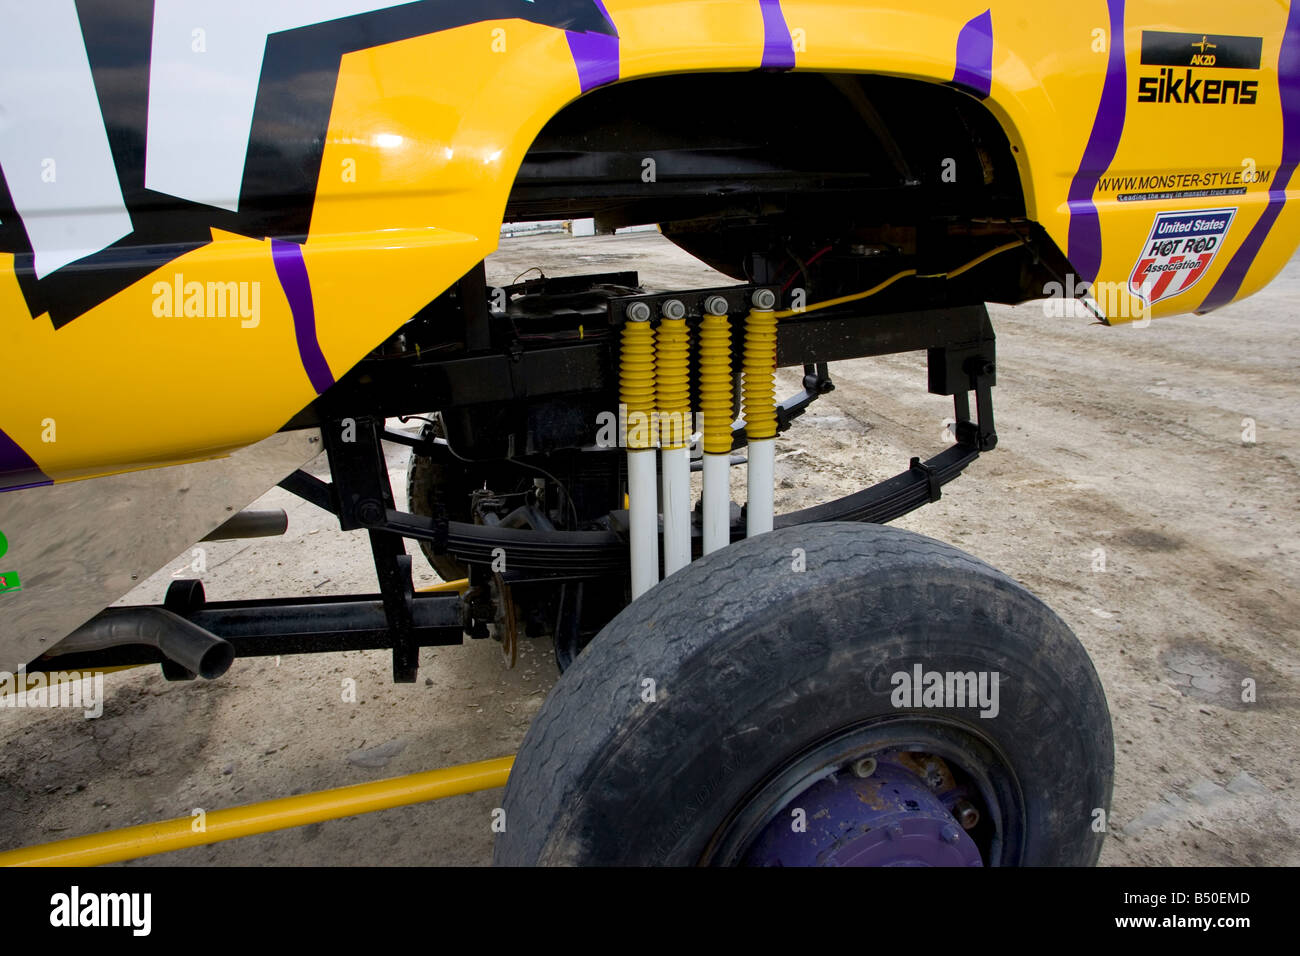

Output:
xmin=0 ymin=1 xmax=1295 ymax=866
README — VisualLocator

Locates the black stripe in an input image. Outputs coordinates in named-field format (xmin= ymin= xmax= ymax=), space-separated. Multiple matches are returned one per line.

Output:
xmin=8 ymin=0 xmax=614 ymax=329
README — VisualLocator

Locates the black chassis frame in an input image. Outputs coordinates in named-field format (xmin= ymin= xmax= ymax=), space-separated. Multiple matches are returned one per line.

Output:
xmin=30 ymin=277 xmax=998 ymax=684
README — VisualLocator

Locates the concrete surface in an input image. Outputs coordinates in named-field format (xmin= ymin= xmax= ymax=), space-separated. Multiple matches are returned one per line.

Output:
xmin=1 ymin=231 xmax=1297 ymax=866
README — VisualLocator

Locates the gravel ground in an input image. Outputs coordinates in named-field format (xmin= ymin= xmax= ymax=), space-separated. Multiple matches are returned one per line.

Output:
xmin=1 ymin=231 xmax=1296 ymax=866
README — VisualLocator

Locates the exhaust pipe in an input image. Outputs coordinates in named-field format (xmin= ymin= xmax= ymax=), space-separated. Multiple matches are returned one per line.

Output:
xmin=47 ymin=607 xmax=235 ymax=679
xmin=201 ymin=509 xmax=288 ymax=541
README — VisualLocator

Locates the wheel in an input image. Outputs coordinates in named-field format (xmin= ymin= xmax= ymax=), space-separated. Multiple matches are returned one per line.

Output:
xmin=494 ymin=522 xmax=1113 ymax=866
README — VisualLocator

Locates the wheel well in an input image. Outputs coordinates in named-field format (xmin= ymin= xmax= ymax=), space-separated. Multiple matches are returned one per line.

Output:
xmin=505 ymin=70 xmax=1065 ymax=308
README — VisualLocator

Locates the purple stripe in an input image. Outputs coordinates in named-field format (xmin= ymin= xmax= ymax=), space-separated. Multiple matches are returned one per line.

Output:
xmin=759 ymin=0 xmax=795 ymax=71
xmin=270 ymin=239 xmax=334 ymax=395
xmin=1066 ymin=0 xmax=1127 ymax=284
xmin=0 ymin=427 xmax=51 ymax=493
xmin=1200 ymin=6 xmax=1300 ymax=312
xmin=566 ymin=0 xmax=619 ymax=93
xmin=952 ymin=10 xmax=993 ymax=98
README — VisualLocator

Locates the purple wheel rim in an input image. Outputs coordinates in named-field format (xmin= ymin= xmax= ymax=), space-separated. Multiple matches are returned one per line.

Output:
xmin=743 ymin=753 xmax=984 ymax=867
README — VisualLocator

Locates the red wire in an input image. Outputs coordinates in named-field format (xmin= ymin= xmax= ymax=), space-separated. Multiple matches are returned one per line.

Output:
xmin=781 ymin=245 xmax=833 ymax=292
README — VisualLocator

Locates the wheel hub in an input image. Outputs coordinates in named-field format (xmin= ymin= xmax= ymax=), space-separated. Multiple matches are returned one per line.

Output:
xmin=743 ymin=753 xmax=984 ymax=867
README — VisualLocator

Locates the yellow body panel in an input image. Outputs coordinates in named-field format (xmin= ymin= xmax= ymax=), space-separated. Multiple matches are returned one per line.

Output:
xmin=1 ymin=232 xmax=313 ymax=480
xmin=1 ymin=1 xmax=1296 ymax=485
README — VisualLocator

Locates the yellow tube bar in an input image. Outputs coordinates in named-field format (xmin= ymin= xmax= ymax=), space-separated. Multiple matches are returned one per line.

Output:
xmin=416 ymin=578 xmax=470 ymax=593
xmin=0 ymin=754 xmax=514 ymax=867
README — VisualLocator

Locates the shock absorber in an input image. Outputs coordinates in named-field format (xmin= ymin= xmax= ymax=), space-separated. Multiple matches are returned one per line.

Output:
xmin=699 ymin=295 xmax=733 ymax=554
xmin=621 ymin=303 xmax=659 ymax=599
xmin=742 ymin=290 xmax=778 ymax=536
xmin=656 ymin=299 xmax=691 ymax=577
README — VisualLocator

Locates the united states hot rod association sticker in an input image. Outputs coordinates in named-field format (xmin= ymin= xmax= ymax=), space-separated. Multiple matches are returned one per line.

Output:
xmin=1129 ymin=207 xmax=1236 ymax=305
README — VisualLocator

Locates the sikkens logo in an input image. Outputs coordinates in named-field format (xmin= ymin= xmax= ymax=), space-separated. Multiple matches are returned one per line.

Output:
xmin=1137 ymin=31 xmax=1262 ymax=105
xmin=1129 ymin=207 xmax=1236 ymax=306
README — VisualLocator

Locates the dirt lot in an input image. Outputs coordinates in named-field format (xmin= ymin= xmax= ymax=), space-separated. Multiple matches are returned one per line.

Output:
xmin=1 ymin=231 xmax=1297 ymax=866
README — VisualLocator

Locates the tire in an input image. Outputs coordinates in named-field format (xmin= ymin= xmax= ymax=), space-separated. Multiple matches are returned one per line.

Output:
xmin=494 ymin=522 xmax=1113 ymax=866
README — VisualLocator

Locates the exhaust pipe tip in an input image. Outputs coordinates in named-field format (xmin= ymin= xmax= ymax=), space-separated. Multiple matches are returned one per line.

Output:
xmin=152 ymin=608 xmax=235 ymax=679
xmin=199 ymin=639 xmax=236 ymax=679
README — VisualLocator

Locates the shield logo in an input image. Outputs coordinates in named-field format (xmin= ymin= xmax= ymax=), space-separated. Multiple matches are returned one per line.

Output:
xmin=1129 ymin=207 xmax=1236 ymax=305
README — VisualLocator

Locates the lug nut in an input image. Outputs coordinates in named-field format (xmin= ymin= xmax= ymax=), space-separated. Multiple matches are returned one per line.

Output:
xmin=954 ymin=800 xmax=980 ymax=830
xmin=704 ymin=295 xmax=729 ymax=316
xmin=662 ymin=298 xmax=686 ymax=320
xmin=751 ymin=288 xmax=776 ymax=310
xmin=851 ymin=757 xmax=877 ymax=778
xmin=626 ymin=301 xmax=651 ymax=322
